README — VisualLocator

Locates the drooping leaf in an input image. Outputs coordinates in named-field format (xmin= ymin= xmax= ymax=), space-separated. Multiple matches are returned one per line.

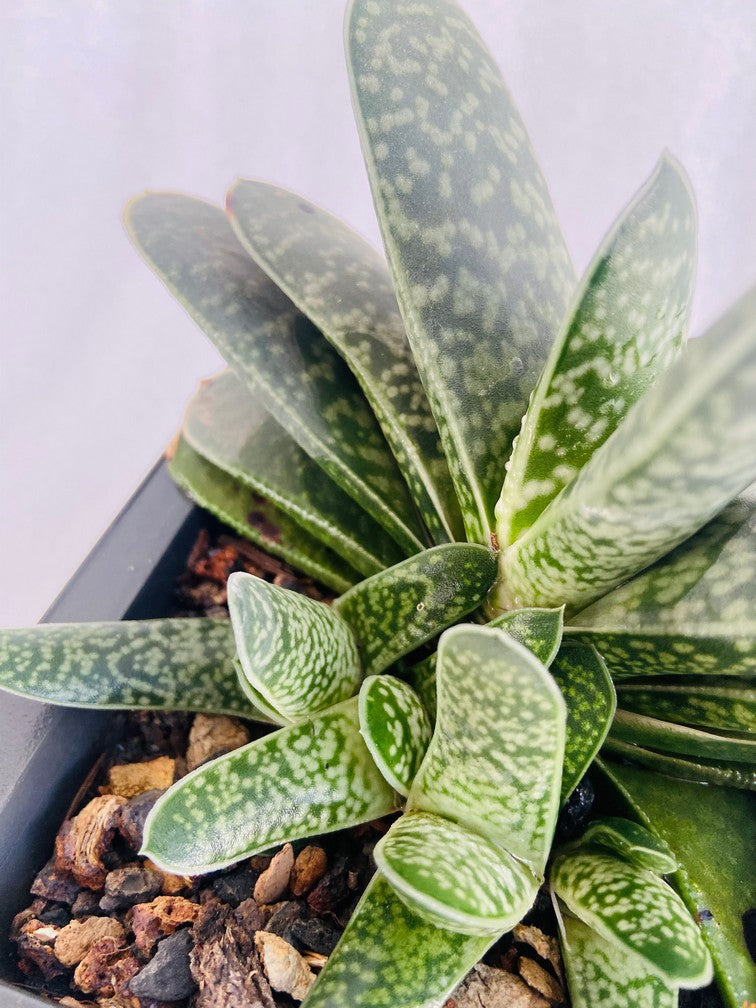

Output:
xmin=0 ymin=619 xmax=267 ymax=720
xmin=141 ymin=697 xmax=399 ymax=875
xmin=358 ymin=675 xmax=431 ymax=796
xmin=609 ymin=709 xmax=756 ymax=763
xmin=228 ymin=571 xmax=361 ymax=723
xmin=616 ymin=679 xmax=756 ymax=733
xmin=602 ymin=737 xmax=756 ymax=790
xmin=497 ymin=155 xmax=696 ymax=546
xmin=576 ymin=818 xmax=677 ymax=875
xmin=374 ymin=810 xmax=538 ymax=936
xmin=333 ymin=544 xmax=497 ymax=676
xmin=126 ymin=193 xmax=426 ymax=554
xmin=496 ymin=284 xmax=756 ymax=613
xmin=182 ymin=370 xmax=406 ymax=576
xmin=169 ymin=437 xmax=359 ymax=593
xmin=407 ymin=626 xmax=565 ymax=875
xmin=227 ymin=180 xmax=463 ymax=544
xmin=347 ymin=0 xmax=575 ymax=544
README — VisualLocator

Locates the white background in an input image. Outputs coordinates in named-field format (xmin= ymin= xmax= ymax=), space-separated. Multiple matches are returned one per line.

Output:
xmin=2 ymin=1 xmax=755 ymax=624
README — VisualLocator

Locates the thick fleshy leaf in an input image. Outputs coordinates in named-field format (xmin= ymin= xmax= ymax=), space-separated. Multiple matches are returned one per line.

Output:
xmin=374 ymin=810 xmax=539 ymax=936
xmin=602 ymin=737 xmax=756 ymax=790
xmin=577 ymin=818 xmax=677 ymax=875
xmin=408 ymin=626 xmax=565 ymax=875
xmin=141 ymin=697 xmax=398 ymax=874
xmin=347 ymin=0 xmax=575 ymax=544
xmin=227 ymin=180 xmax=463 ymax=544
xmin=333 ymin=544 xmax=497 ymax=676
xmin=616 ymin=680 xmax=756 ymax=733
xmin=228 ymin=571 xmax=361 ymax=723
xmin=566 ymin=491 xmax=756 ymax=677
xmin=496 ymin=284 xmax=756 ymax=613
xmin=0 ymin=619 xmax=267 ymax=720
xmin=126 ymin=193 xmax=425 ymax=554
xmin=304 ymin=872 xmax=492 ymax=1008
xmin=609 ymin=709 xmax=756 ymax=763
xmin=182 ymin=371 xmax=405 ymax=576
xmin=497 ymin=155 xmax=696 ymax=546
xmin=358 ymin=675 xmax=431 ymax=797
xmin=169 ymin=437 xmax=358 ymax=593
xmin=551 ymin=849 xmax=713 ymax=986
xmin=550 ymin=643 xmax=616 ymax=802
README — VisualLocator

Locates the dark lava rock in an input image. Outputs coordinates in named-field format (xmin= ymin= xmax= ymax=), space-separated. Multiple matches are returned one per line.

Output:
xmin=289 ymin=916 xmax=342 ymax=955
xmin=116 ymin=789 xmax=164 ymax=850
xmin=265 ymin=900 xmax=305 ymax=944
xmin=211 ymin=864 xmax=260 ymax=907
xmin=30 ymin=859 xmax=80 ymax=906
xmin=555 ymin=776 xmax=595 ymax=842
xmin=71 ymin=889 xmax=104 ymax=917
xmin=36 ymin=903 xmax=71 ymax=928
xmin=129 ymin=928 xmax=197 ymax=1001
xmin=99 ymin=863 xmax=162 ymax=911
xmin=307 ymin=856 xmax=350 ymax=915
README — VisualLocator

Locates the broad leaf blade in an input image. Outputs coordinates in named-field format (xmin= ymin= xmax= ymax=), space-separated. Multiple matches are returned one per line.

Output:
xmin=497 ymin=155 xmax=696 ymax=546
xmin=347 ymin=0 xmax=575 ymax=544
xmin=609 ymin=709 xmax=756 ymax=763
xmin=601 ymin=737 xmax=756 ymax=790
xmin=227 ymin=180 xmax=463 ymax=544
xmin=617 ymin=680 xmax=756 ymax=733
xmin=358 ymin=675 xmax=431 ymax=797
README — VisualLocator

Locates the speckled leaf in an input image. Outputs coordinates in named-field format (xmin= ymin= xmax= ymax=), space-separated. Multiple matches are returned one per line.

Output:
xmin=333 ymin=544 xmax=497 ymax=676
xmin=375 ymin=810 xmax=538 ymax=935
xmin=228 ymin=572 xmax=361 ymax=724
xmin=550 ymin=643 xmax=616 ymax=802
xmin=497 ymin=155 xmax=696 ymax=546
xmin=609 ymin=709 xmax=756 ymax=764
xmin=169 ymin=437 xmax=358 ymax=593
xmin=183 ymin=370 xmax=405 ymax=576
xmin=358 ymin=675 xmax=431 ymax=796
xmin=408 ymin=626 xmax=565 ymax=875
xmin=304 ymin=872 xmax=492 ymax=1008
xmin=347 ymin=0 xmax=575 ymax=544
xmin=233 ymin=658 xmax=286 ymax=725
xmin=601 ymin=737 xmax=756 ymax=790
xmin=126 ymin=192 xmax=425 ymax=554
xmin=616 ymin=680 xmax=756 ymax=733
xmin=551 ymin=849 xmax=713 ymax=986
xmin=141 ymin=696 xmax=399 ymax=875
xmin=566 ymin=491 xmax=756 ymax=678
xmin=577 ymin=818 xmax=677 ymax=875
xmin=227 ymin=180 xmax=463 ymax=544
xmin=0 ymin=619 xmax=267 ymax=720
xmin=496 ymin=284 xmax=756 ymax=613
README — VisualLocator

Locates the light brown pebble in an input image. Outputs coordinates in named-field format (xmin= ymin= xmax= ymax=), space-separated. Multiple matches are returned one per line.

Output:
xmin=290 ymin=845 xmax=328 ymax=897
xmin=518 ymin=958 xmax=564 ymax=1005
xmin=186 ymin=714 xmax=251 ymax=771
xmin=254 ymin=843 xmax=294 ymax=904
xmin=141 ymin=858 xmax=194 ymax=896
xmin=55 ymin=917 xmax=125 ymax=967
xmin=513 ymin=923 xmax=564 ymax=983
xmin=255 ymin=930 xmax=316 ymax=1001
xmin=104 ymin=757 xmax=176 ymax=798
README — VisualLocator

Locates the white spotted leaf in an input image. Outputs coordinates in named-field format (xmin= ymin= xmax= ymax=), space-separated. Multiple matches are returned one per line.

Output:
xmin=358 ymin=675 xmax=432 ymax=796
xmin=576 ymin=818 xmax=677 ymax=875
xmin=608 ymin=709 xmax=756 ymax=764
xmin=602 ymin=738 xmax=756 ymax=790
xmin=616 ymin=679 xmax=756 ymax=734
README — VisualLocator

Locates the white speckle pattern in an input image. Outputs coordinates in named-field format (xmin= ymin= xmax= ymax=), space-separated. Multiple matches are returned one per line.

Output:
xmin=359 ymin=675 xmax=431 ymax=796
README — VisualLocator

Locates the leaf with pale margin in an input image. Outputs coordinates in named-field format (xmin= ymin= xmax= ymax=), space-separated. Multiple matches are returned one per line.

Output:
xmin=496 ymin=284 xmax=756 ymax=613
xmin=347 ymin=0 xmax=575 ymax=544
xmin=228 ymin=572 xmax=361 ymax=724
xmin=141 ymin=697 xmax=399 ymax=875
xmin=0 ymin=619 xmax=268 ymax=720
xmin=359 ymin=675 xmax=431 ymax=796
xmin=497 ymin=155 xmax=696 ymax=547
xmin=550 ymin=643 xmax=616 ymax=802
xmin=609 ymin=709 xmax=756 ymax=764
xmin=577 ymin=818 xmax=677 ymax=875
xmin=408 ymin=626 xmax=565 ymax=875
xmin=126 ymin=193 xmax=425 ymax=554
xmin=304 ymin=872 xmax=492 ymax=1008
xmin=551 ymin=849 xmax=713 ymax=986
xmin=227 ymin=180 xmax=463 ymax=544
xmin=169 ymin=437 xmax=358 ymax=593
xmin=601 ymin=737 xmax=756 ymax=790
xmin=617 ymin=680 xmax=756 ymax=733
xmin=183 ymin=371 xmax=405 ymax=576
xmin=566 ymin=491 xmax=756 ymax=677
xmin=374 ymin=810 xmax=538 ymax=936
xmin=334 ymin=544 xmax=497 ymax=677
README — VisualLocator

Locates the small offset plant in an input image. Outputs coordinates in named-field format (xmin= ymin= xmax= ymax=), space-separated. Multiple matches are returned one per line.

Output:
xmin=1 ymin=1 xmax=754 ymax=1006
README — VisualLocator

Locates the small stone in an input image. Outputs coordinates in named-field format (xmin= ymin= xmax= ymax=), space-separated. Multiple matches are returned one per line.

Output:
xmin=306 ymin=857 xmax=350 ymax=915
xmin=141 ymin=858 xmax=194 ymax=897
xmin=71 ymin=890 xmax=104 ymax=918
xmin=289 ymin=917 xmax=342 ymax=956
xmin=186 ymin=714 xmax=251 ymax=771
xmin=447 ymin=963 xmax=549 ymax=1008
xmin=512 ymin=924 xmax=564 ymax=983
xmin=254 ymin=843 xmax=294 ymax=905
xmin=104 ymin=757 xmax=176 ymax=798
xmin=55 ymin=917 xmax=126 ymax=968
xmin=14 ymin=918 xmax=67 ymax=981
xmin=37 ymin=902 xmax=72 ymax=928
xmin=555 ymin=777 xmax=594 ymax=842
xmin=518 ymin=958 xmax=564 ymax=1004
xmin=115 ymin=789 xmax=164 ymax=850
xmin=255 ymin=930 xmax=316 ymax=1001
xmin=72 ymin=935 xmax=139 ymax=998
xmin=30 ymin=859 xmax=81 ymax=905
xmin=130 ymin=896 xmax=201 ymax=954
xmin=129 ymin=929 xmax=197 ymax=1001
xmin=211 ymin=864 xmax=259 ymax=907
xmin=99 ymin=863 xmax=162 ymax=911
xmin=264 ymin=901 xmax=304 ymax=944
xmin=290 ymin=845 xmax=328 ymax=896
xmin=55 ymin=795 xmax=126 ymax=890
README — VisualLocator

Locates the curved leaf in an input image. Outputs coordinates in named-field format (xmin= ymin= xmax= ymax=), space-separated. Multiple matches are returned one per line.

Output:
xmin=577 ymin=818 xmax=677 ymax=875
xmin=358 ymin=675 xmax=431 ymax=796
xmin=616 ymin=680 xmax=756 ymax=733
xmin=602 ymin=737 xmax=756 ymax=790
xmin=609 ymin=709 xmax=756 ymax=763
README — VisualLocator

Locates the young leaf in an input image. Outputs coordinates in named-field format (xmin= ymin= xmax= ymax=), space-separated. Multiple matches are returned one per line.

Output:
xmin=374 ymin=810 xmax=539 ymax=936
xmin=126 ymin=193 xmax=426 ymax=554
xmin=0 ymin=619 xmax=267 ymax=720
xmin=333 ymin=544 xmax=497 ymax=676
xmin=601 ymin=737 xmax=756 ymax=790
xmin=182 ymin=370 xmax=406 ymax=576
xmin=496 ymin=284 xmax=756 ymax=613
xmin=358 ymin=675 xmax=431 ymax=797
xmin=227 ymin=180 xmax=463 ymax=544
xmin=141 ymin=697 xmax=399 ymax=875
xmin=616 ymin=680 xmax=756 ymax=734
xmin=497 ymin=155 xmax=696 ymax=546
xmin=576 ymin=818 xmax=677 ymax=875
xmin=347 ymin=0 xmax=575 ymax=544
xmin=609 ymin=709 xmax=756 ymax=763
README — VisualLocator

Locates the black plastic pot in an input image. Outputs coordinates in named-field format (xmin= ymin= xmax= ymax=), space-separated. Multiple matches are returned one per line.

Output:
xmin=0 ymin=461 xmax=203 ymax=1006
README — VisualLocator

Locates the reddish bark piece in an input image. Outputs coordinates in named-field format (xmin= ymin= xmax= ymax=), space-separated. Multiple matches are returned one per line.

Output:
xmin=72 ymin=935 xmax=139 ymax=998
xmin=191 ymin=899 xmax=276 ymax=1008
xmin=14 ymin=918 xmax=67 ymax=981
xmin=55 ymin=795 xmax=125 ymax=890
xmin=290 ymin=846 xmax=328 ymax=897
xmin=253 ymin=844 xmax=294 ymax=905
xmin=130 ymin=895 xmax=201 ymax=954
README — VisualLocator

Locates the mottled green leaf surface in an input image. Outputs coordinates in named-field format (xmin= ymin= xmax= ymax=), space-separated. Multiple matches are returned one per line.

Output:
xmin=170 ymin=437 xmax=358 ymax=593
xmin=0 ymin=619 xmax=267 ymax=719
xmin=142 ymin=697 xmax=399 ymax=874
xmin=610 ymin=709 xmax=756 ymax=763
xmin=305 ymin=872 xmax=492 ymax=1008
xmin=577 ymin=818 xmax=677 ymax=875
xmin=347 ymin=0 xmax=575 ymax=544
xmin=183 ymin=371 xmax=405 ymax=576
xmin=358 ymin=675 xmax=431 ymax=796
xmin=408 ymin=626 xmax=565 ymax=875
xmin=616 ymin=680 xmax=756 ymax=733
xmin=498 ymin=155 xmax=696 ymax=546
xmin=601 ymin=737 xmax=756 ymax=790
xmin=497 ymin=285 xmax=756 ymax=613
xmin=228 ymin=180 xmax=462 ymax=544
xmin=334 ymin=544 xmax=497 ymax=676
xmin=126 ymin=193 xmax=425 ymax=554
xmin=375 ymin=811 xmax=538 ymax=935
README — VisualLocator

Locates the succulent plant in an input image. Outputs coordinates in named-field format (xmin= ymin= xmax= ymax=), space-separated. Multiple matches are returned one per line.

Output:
xmin=1 ymin=0 xmax=754 ymax=1006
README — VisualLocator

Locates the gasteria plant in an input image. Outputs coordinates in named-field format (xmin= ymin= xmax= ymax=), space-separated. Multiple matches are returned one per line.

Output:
xmin=0 ymin=0 xmax=754 ymax=1006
